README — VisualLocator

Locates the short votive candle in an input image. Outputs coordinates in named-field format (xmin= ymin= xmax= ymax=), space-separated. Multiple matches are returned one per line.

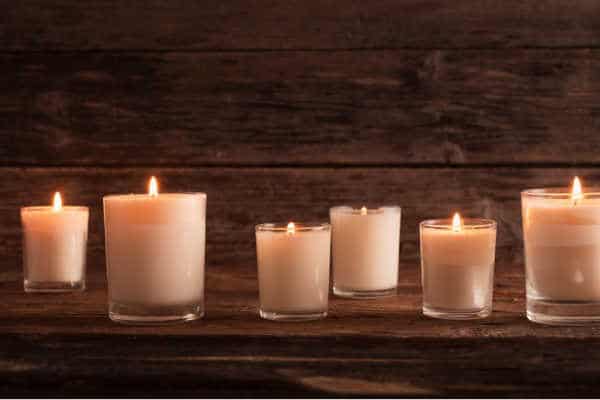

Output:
xmin=522 ymin=177 xmax=600 ymax=325
xmin=256 ymin=222 xmax=331 ymax=321
xmin=21 ymin=193 xmax=88 ymax=292
xmin=103 ymin=178 xmax=206 ymax=325
xmin=330 ymin=205 xmax=401 ymax=298
xmin=420 ymin=215 xmax=496 ymax=320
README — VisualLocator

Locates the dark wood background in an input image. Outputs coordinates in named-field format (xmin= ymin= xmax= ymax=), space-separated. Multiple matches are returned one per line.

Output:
xmin=3 ymin=0 xmax=600 ymax=273
xmin=3 ymin=1 xmax=600 ymax=396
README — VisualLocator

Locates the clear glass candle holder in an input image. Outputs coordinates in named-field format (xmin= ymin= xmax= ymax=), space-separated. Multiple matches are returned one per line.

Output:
xmin=256 ymin=222 xmax=331 ymax=321
xmin=21 ymin=206 xmax=89 ymax=293
xmin=523 ymin=188 xmax=600 ymax=325
xmin=104 ymin=193 xmax=206 ymax=325
xmin=420 ymin=218 xmax=496 ymax=320
xmin=330 ymin=205 xmax=401 ymax=298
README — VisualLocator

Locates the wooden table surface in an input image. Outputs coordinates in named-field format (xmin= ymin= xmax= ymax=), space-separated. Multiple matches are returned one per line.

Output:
xmin=3 ymin=261 xmax=600 ymax=397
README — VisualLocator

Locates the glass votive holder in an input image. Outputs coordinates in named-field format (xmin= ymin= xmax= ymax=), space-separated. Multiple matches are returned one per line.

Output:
xmin=522 ymin=188 xmax=600 ymax=325
xmin=104 ymin=193 xmax=206 ymax=325
xmin=330 ymin=205 xmax=401 ymax=298
xmin=256 ymin=222 xmax=331 ymax=321
xmin=420 ymin=217 xmax=496 ymax=320
xmin=21 ymin=206 xmax=89 ymax=293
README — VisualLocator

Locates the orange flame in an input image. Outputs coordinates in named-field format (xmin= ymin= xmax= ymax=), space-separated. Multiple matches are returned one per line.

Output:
xmin=149 ymin=176 xmax=158 ymax=197
xmin=452 ymin=212 xmax=462 ymax=232
xmin=52 ymin=192 xmax=62 ymax=212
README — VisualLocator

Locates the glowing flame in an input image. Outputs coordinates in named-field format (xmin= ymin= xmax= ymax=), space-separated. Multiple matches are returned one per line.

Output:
xmin=287 ymin=222 xmax=295 ymax=235
xmin=360 ymin=206 xmax=367 ymax=216
xmin=572 ymin=176 xmax=583 ymax=205
xmin=149 ymin=176 xmax=158 ymax=197
xmin=52 ymin=192 xmax=62 ymax=212
xmin=452 ymin=212 xmax=462 ymax=232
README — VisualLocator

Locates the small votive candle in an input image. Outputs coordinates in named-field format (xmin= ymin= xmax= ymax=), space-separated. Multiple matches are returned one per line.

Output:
xmin=330 ymin=205 xmax=401 ymax=298
xmin=21 ymin=192 xmax=88 ymax=292
xmin=522 ymin=177 xmax=600 ymax=325
xmin=256 ymin=222 xmax=331 ymax=321
xmin=103 ymin=177 xmax=206 ymax=324
xmin=420 ymin=213 xmax=496 ymax=320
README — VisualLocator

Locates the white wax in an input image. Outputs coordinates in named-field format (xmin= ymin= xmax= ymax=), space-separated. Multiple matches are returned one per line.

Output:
xmin=104 ymin=193 xmax=206 ymax=306
xmin=420 ymin=223 xmax=496 ymax=310
xmin=330 ymin=206 xmax=401 ymax=291
xmin=256 ymin=225 xmax=331 ymax=313
xmin=21 ymin=206 xmax=89 ymax=283
xmin=523 ymin=196 xmax=600 ymax=301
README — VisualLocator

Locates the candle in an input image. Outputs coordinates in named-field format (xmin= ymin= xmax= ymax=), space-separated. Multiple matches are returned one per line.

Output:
xmin=420 ymin=213 xmax=496 ymax=319
xmin=21 ymin=192 xmax=88 ymax=292
xmin=103 ymin=177 xmax=206 ymax=324
xmin=255 ymin=222 xmax=331 ymax=321
xmin=330 ymin=206 xmax=401 ymax=298
xmin=522 ymin=177 xmax=600 ymax=325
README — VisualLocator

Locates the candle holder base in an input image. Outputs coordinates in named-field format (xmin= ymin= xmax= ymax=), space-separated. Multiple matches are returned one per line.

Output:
xmin=109 ymin=301 xmax=204 ymax=325
xmin=259 ymin=309 xmax=327 ymax=322
xmin=423 ymin=305 xmax=491 ymax=320
xmin=24 ymin=280 xmax=85 ymax=293
xmin=527 ymin=298 xmax=600 ymax=326
xmin=333 ymin=285 xmax=397 ymax=299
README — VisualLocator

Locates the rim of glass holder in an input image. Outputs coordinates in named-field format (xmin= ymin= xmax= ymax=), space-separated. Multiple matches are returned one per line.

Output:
xmin=522 ymin=187 xmax=600 ymax=200
xmin=329 ymin=205 xmax=401 ymax=215
xmin=420 ymin=218 xmax=496 ymax=231
xmin=255 ymin=222 xmax=330 ymax=232
xmin=21 ymin=206 xmax=89 ymax=213
xmin=103 ymin=192 xmax=207 ymax=201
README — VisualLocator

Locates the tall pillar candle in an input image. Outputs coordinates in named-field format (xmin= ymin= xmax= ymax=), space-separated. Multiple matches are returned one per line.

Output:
xmin=104 ymin=177 xmax=206 ymax=324
xmin=522 ymin=177 xmax=600 ymax=325
xmin=420 ymin=214 xmax=496 ymax=320
xmin=330 ymin=206 xmax=401 ymax=298
xmin=21 ymin=192 xmax=88 ymax=292
xmin=256 ymin=222 xmax=331 ymax=321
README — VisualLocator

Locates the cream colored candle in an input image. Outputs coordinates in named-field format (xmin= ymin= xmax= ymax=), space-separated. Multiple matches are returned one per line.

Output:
xmin=21 ymin=192 xmax=88 ymax=292
xmin=330 ymin=206 xmax=401 ymax=298
xmin=104 ymin=177 xmax=206 ymax=324
xmin=522 ymin=177 xmax=600 ymax=325
xmin=420 ymin=214 xmax=496 ymax=319
xmin=256 ymin=222 xmax=331 ymax=321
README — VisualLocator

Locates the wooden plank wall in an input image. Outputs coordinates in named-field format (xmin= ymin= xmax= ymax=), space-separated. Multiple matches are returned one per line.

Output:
xmin=2 ymin=0 xmax=600 ymax=276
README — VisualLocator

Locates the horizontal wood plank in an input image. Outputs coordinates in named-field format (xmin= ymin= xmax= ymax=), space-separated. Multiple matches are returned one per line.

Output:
xmin=1 ymin=166 xmax=599 ymax=273
xmin=1 ymin=264 xmax=600 ymax=397
xmin=3 ymin=1 xmax=600 ymax=51
xmin=2 ymin=50 xmax=600 ymax=166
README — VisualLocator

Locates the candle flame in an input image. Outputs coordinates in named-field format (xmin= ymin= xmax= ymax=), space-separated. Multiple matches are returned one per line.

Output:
xmin=360 ymin=206 xmax=367 ymax=216
xmin=52 ymin=192 xmax=62 ymax=212
xmin=149 ymin=176 xmax=159 ymax=197
xmin=287 ymin=222 xmax=295 ymax=235
xmin=452 ymin=212 xmax=462 ymax=232
xmin=572 ymin=176 xmax=583 ymax=205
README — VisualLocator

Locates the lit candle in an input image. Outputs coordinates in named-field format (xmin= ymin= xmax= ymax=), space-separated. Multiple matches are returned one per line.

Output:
xmin=330 ymin=205 xmax=401 ymax=298
xmin=21 ymin=192 xmax=89 ymax=292
xmin=255 ymin=222 xmax=331 ymax=321
xmin=420 ymin=213 xmax=497 ymax=319
xmin=522 ymin=177 xmax=600 ymax=325
xmin=103 ymin=177 xmax=206 ymax=324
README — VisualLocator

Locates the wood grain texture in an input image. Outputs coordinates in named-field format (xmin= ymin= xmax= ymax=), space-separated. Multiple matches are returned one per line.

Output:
xmin=2 ymin=0 xmax=600 ymax=51
xmin=2 ymin=166 xmax=599 ymax=273
xmin=1 ymin=264 xmax=600 ymax=397
xmin=3 ymin=50 xmax=600 ymax=166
